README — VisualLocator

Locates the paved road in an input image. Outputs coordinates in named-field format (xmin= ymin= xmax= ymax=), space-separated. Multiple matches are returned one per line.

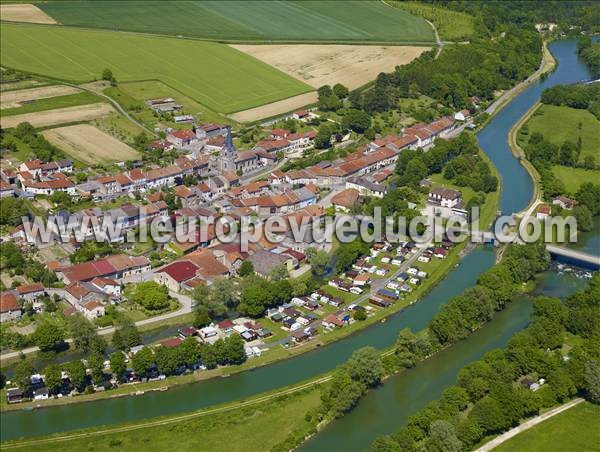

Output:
xmin=0 ymin=290 xmax=193 ymax=361
xmin=476 ymin=398 xmax=585 ymax=451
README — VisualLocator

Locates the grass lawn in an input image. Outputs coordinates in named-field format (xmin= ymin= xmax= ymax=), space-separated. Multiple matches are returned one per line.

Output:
xmin=519 ymin=104 xmax=600 ymax=163
xmin=388 ymin=1 xmax=475 ymax=41
xmin=109 ymin=80 xmax=234 ymax=127
xmin=552 ymin=165 xmax=600 ymax=194
xmin=39 ymin=0 xmax=434 ymax=44
xmin=1 ymin=23 xmax=312 ymax=113
xmin=8 ymin=386 xmax=321 ymax=451
xmin=0 ymin=91 xmax=104 ymax=117
xmin=494 ymin=401 xmax=600 ymax=452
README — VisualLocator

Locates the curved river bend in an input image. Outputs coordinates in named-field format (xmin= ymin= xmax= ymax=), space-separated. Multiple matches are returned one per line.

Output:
xmin=0 ymin=38 xmax=595 ymax=442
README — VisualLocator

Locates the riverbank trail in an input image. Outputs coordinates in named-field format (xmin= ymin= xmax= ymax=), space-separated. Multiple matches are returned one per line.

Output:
xmin=476 ymin=398 xmax=585 ymax=451
xmin=1 ymin=376 xmax=332 ymax=450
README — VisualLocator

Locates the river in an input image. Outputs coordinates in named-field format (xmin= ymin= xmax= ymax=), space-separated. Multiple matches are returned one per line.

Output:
xmin=0 ymin=38 xmax=596 ymax=442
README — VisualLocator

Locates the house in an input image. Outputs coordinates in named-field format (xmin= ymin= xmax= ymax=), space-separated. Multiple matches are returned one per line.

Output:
xmin=166 ymin=129 xmax=199 ymax=150
xmin=90 ymin=277 xmax=121 ymax=297
xmin=292 ymin=110 xmax=309 ymax=121
xmin=428 ymin=187 xmax=462 ymax=208
xmin=552 ymin=196 xmax=577 ymax=210
xmin=0 ymin=292 xmax=22 ymax=323
xmin=248 ymin=250 xmax=295 ymax=278
xmin=15 ymin=283 xmax=45 ymax=301
xmin=353 ymin=274 xmax=370 ymax=286
xmin=56 ymin=254 xmax=151 ymax=284
xmin=160 ymin=337 xmax=183 ymax=348
xmin=0 ymin=180 xmax=15 ymax=198
xmin=377 ymin=289 xmax=398 ymax=301
xmin=81 ymin=300 xmax=105 ymax=319
xmin=6 ymin=388 xmax=24 ymax=404
xmin=454 ymin=109 xmax=471 ymax=121
xmin=331 ymin=188 xmax=360 ymax=212
xmin=345 ymin=177 xmax=386 ymax=198
xmin=154 ymin=260 xmax=200 ymax=292
xmin=536 ymin=204 xmax=551 ymax=220
xmin=323 ymin=314 xmax=344 ymax=329
xmin=292 ymin=329 xmax=311 ymax=343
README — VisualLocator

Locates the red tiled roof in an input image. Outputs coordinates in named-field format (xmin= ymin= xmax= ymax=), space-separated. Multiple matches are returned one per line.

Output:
xmin=15 ymin=283 xmax=44 ymax=295
xmin=0 ymin=292 xmax=20 ymax=313
xmin=170 ymin=129 xmax=196 ymax=140
xmin=158 ymin=261 xmax=199 ymax=283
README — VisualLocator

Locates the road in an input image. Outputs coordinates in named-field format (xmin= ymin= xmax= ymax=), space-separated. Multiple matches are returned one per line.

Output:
xmin=0 ymin=289 xmax=193 ymax=362
xmin=476 ymin=398 xmax=585 ymax=451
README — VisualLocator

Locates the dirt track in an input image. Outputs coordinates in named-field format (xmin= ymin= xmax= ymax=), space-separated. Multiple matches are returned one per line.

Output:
xmin=1 ymin=85 xmax=81 ymax=109
xmin=0 ymin=4 xmax=57 ymax=24
xmin=231 ymin=44 xmax=430 ymax=89
xmin=43 ymin=124 xmax=140 ymax=164
xmin=0 ymin=103 xmax=114 ymax=128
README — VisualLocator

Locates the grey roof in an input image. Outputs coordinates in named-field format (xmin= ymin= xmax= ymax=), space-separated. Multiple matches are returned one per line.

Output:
xmin=248 ymin=250 xmax=290 ymax=276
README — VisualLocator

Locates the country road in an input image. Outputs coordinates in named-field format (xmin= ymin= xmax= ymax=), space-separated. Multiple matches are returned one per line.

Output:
xmin=0 ymin=289 xmax=193 ymax=362
xmin=476 ymin=398 xmax=585 ymax=451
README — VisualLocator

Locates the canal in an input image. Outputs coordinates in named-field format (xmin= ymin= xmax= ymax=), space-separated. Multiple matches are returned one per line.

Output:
xmin=0 ymin=38 xmax=596 ymax=442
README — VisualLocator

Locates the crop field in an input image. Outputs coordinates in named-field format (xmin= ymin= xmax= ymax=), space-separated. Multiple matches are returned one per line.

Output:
xmin=0 ymin=85 xmax=81 ymax=109
xmin=1 ymin=92 xmax=103 ymax=117
xmin=38 ymin=0 xmax=434 ymax=43
xmin=0 ymin=3 xmax=56 ymax=24
xmin=42 ymin=124 xmax=140 ymax=164
xmin=0 ymin=103 xmax=114 ymax=129
xmin=233 ymin=44 xmax=430 ymax=90
xmin=0 ymin=23 xmax=312 ymax=113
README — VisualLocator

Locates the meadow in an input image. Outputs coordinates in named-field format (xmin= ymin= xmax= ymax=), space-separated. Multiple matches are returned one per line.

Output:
xmin=38 ymin=0 xmax=434 ymax=43
xmin=495 ymin=402 xmax=600 ymax=452
xmin=521 ymin=104 xmax=600 ymax=163
xmin=388 ymin=0 xmax=475 ymax=41
xmin=0 ymin=23 xmax=312 ymax=113
xmin=552 ymin=165 xmax=600 ymax=193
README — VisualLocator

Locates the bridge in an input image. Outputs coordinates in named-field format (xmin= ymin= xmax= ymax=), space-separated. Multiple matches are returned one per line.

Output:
xmin=546 ymin=245 xmax=600 ymax=269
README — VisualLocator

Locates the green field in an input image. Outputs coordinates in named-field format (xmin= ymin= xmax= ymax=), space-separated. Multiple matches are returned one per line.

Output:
xmin=9 ymin=387 xmax=321 ymax=451
xmin=388 ymin=1 xmax=475 ymax=41
xmin=0 ymin=23 xmax=312 ymax=113
xmin=0 ymin=91 xmax=103 ymax=116
xmin=521 ymin=104 xmax=600 ymax=163
xmin=552 ymin=165 xmax=600 ymax=193
xmin=37 ymin=0 xmax=434 ymax=43
xmin=495 ymin=402 xmax=600 ymax=452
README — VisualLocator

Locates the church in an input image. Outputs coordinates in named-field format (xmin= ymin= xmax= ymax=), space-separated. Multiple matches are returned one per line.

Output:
xmin=211 ymin=126 xmax=260 ymax=175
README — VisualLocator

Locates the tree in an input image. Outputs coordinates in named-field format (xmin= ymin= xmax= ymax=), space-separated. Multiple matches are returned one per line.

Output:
xmin=573 ymin=205 xmax=593 ymax=232
xmin=353 ymin=309 xmax=367 ymax=321
xmin=427 ymin=420 xmax=462 ymax=452
xmin=33 ymin=322 xmax=65 ymax=352
xmin=110 ymin=351 xmax=127 ymax=382
xmin=345 ymin=346 xmax=383 ymax=387
xmin=44 ymin=364 xmax=62 ymax=394
xmin=112 ymin=316 xmax=141 ymax=351
xmin=67 ymin=314 xmax=106 ymax=355
xmin=317 ymin=85 xmax=333 ymax=99
xmin=584 ymin=360 xmax=600 ymax=404
xmin=14 ymin=359 xmax=35 ymax=394
xmin=131 ymin=347 xmax=154 ymax=377
xmin=341 ymin=109 xmax=372 ymax=133
xmin=210 ymin=278 xmax=238 ymax=309
xmin=180 ymin=336 xmax=202 ymax=368
xmin=314 ymin=124 xmax=332 ymax=149
xmin=102 ymin=68 xmax=114 ymax=81
xmin=128 ymin=281 xmax=170 ymax=311
xmin=238 ymin=260 xmax=254 ymax=277
xmin=67 ymin=360 xmax=87 ymax=391
xmin=269 ymin=264 xmax=288 ymax=281
xmin=154 ymin=346 xmax=179 ymax=376
xmin=193 ymin=305 xmax=211 ymax=328
xmin=333 ymin=83 xmax=349 ymax=99
xmin=222 ymin=333 xmax=246 ymax=365
xmin=88 ymin=353 xmax=105 ymax=386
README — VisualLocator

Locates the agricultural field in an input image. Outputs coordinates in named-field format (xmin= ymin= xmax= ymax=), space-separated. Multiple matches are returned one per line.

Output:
xmin=0 ymin=3 xmax=56 ymax=24
xmin=551 ymin=165 xmax=600 ymax=193
xmin=0 ymin=85 xmax=81 ymax=109
xmin=519 ymin=104 xmax=600 ymax=163
xmin=230 ymin=92 xmax=318 ymax=123
xmin=388 ymin=1 xmax=475 ymax=41
xmin=1 ymin=91 xmax=103 ymax=117
xmin=232 ymin=44 xmax=430 ymax=90
xmin=42 ymin=124 xmax=140 ymax=164
xmin=495 ymin=402 xmax=600 ymax=452
xmin=0 ymin=102 xmax=114 ymax=129
xmin=38 ymin=0 xmax=434 ymax=43
xmin=0 ymin=23 xmax=312 ymax=114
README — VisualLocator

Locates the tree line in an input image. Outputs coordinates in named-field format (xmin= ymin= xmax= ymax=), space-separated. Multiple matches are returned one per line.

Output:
xmin=578 ymin=36 xmax=600 ymax=78
xmin=371 ymin=273 xmax=600 ymax=451
xmin=541 ymin=81 xmax=600 ymax=121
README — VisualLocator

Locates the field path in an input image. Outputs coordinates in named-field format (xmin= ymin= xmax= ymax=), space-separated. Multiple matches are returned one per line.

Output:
xmin=476 ymin=398 xmax=585 ymax=451
xmin=67 ymin=81 xmax=157 ymax=136
xmin=1 ymin=376 xmax=332 ymax=449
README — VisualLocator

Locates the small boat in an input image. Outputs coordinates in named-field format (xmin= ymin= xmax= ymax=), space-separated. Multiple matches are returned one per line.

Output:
xmin=381 ymin=318 xmax=387 ymax=323
xmin=159 ymin=386 xmax=168 ymax=391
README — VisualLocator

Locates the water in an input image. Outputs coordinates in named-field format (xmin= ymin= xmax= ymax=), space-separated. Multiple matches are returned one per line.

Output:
xmin=0 ymin=38 xmax=595 ymax=442
xmin=301 ymin=272 xmax=587 ymax=451
xmin=477 ymin=39 xmax=594 ymax=215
